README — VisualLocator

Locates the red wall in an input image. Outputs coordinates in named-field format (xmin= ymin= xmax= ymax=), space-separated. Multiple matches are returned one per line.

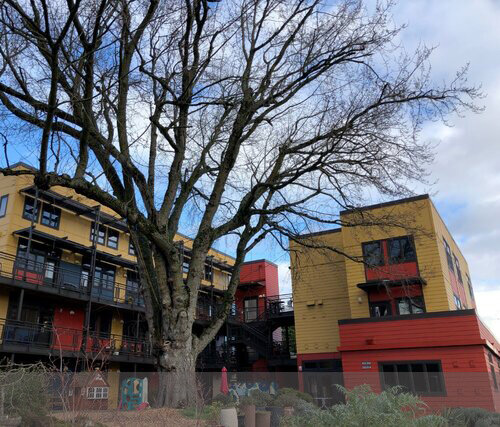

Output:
xmin=235 ymin=260 xmax=280 ymax=318
xmin=338 ymin=311 xmax=500 ymax=412
xmin=341 ymin=346 xmax=495 ymax=412
xmin=52 ymin=306 xmax=84 ymax=351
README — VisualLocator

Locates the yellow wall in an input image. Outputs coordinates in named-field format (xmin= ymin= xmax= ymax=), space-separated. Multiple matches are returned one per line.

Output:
xmin=290 ymin=195 xmax=476 ymax=355
xmin=290 ymin=231 xmax=350 ymax=355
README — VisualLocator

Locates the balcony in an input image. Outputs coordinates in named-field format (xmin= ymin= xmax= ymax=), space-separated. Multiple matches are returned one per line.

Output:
xmin=0 ymin=318 xmax=153 ymax=363
xmin=0 ymin=251 xmax=145 ymax=311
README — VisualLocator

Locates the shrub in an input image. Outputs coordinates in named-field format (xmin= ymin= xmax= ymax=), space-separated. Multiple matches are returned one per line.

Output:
xmin=238 ymin=395 xmax=257 ymax=407
xmin=249 ymin=389 xmax=274 ymax=407
xmin=276 ymin=387 xmax=314 ymax=404
xmin=281 ymin=385 xmax=447 ymax=427
xmin=212 ymin=393 xmax=234 ymax=406
xmin=442 ymin=407 xmax=500 ymax=427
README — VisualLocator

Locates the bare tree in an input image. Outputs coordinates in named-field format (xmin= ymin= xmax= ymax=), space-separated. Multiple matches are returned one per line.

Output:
xmin=0 ymin=0 xmax=481 ymax=406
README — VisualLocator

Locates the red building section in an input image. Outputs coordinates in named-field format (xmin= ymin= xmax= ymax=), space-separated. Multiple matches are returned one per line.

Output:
xmin=235 ymin=260 xmax=279 ymax=321
xmin=338 ymin=310 xmax=500 ymax=412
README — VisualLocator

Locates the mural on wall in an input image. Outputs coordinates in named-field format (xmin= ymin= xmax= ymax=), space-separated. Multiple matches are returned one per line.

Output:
xmin=120 ymin=377 xmax=149 ymax=410
xmin=228 ymin=381 xmax=278 ymax=401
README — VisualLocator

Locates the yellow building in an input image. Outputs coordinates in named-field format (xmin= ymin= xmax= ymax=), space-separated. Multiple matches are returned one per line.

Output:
xmin=291 ymin=194 xmax=478 ymax=364
xmin=0 ymin=163 xmax=234 ymax=376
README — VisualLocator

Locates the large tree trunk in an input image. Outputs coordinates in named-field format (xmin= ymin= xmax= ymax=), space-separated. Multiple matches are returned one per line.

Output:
xmin=155 ymin=331 xmax=199 ymax=408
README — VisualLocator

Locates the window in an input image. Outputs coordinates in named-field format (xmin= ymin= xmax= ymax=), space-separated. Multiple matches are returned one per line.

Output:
xmin=90 ymin=223 xmax=106 ymax=245
xmin=370 ymin=301 xmax=392 ymax=317
xmin=23 ymin=196 xmax=40 ymax=222
xmin=41 ymin=204 xmax=61 ymax=229
xmin=204 ymin=264 xmax=213 ymax=281
xmin=106 ymin=228 xmax=119 ymax=249
xmin=453 ymin=254 xmax=463 ymax=283
xmin=87 ymin=387 xmax=109 ymax=399
xmin=388 ymin=236 xmax=417 ymax=264
xmin=182 ymin=258 xmax=190 ymax=274
xmin=0 ymin=194 xmax=8 ymax=217
xmin=466 ymin=274 xmax=475 ymax=301
xmin=362 ymin=241 xmax=384 ymax=266
xmin=380 ymin=361 xmax=445 ymax=395
xmin=397 ymin=296 xmax=425 ymax=315
xmin=453 ymin=294 xmax=462 ymax=310
xmin=443 ymin=238 xmax=454 ymax=271
xmin=128 ymin=240 xmax=136 ymax=256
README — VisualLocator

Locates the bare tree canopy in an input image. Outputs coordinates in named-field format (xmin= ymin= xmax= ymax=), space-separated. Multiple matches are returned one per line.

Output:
xmin=0 ymin=0 xmax=480 ymax=405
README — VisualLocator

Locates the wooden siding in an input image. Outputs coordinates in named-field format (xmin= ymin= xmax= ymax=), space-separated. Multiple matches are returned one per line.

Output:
xmin=290 ymin=231 xmax=350 ymax=355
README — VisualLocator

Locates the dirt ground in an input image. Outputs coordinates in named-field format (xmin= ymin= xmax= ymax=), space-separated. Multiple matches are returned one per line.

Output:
xmin=51 ymin=408 xmax=207 ymax=426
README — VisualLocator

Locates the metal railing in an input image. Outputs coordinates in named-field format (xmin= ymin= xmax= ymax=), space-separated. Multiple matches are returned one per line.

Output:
xmin=0 ymin=251 xmax=144 ymax=308
xmin=0 ymin=318 xmax=152 ymax=359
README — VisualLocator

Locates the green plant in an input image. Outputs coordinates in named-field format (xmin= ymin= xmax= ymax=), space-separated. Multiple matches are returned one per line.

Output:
xmin=212 ymin=393 xmax=235 ymax=406
xmin=239 ymin=395 xmax=257 ymax=407
xmin=249 ymin=389 xmax=274 ymax=408
xmin=442 ymin=407 xmax=500 ymax=427
xmin=281 ymin=385 xmax=447 ymax=427
xmin=276 ymin=388 xmax=314 ymax=404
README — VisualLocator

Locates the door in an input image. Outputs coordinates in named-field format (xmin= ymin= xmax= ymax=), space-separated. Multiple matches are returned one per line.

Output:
xmin=244 ymin=297 xmax=258 ymax=322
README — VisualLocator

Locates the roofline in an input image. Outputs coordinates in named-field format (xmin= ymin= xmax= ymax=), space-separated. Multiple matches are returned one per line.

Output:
xmin=340 ymin=194 xmax=430 ymax=215
xmin=6 ymin=162 xmax=38 ymax=172
xmin=296 ymin=228 xmax=342 ymax=239
xmin=242 ymin=258 xmax=278 ymax=268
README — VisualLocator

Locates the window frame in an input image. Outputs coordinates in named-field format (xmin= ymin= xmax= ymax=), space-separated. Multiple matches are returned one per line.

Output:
xmin=22 ymin=196 xmax=41 ymax=223
xmin=453 ymin=294 xmax=462 ymax=310
xmin=40 ymin=203 xmax=61 ymax=229
xmin=466 ymin=274 xmax=475 ymax=301
xmin=453 ymin=254 xmax=463 ymax=283
xmin=90 ymin=222 xmax=106 ymax=245
xmin=0 ymin=194 xmax=8 ymax=218
xmin=362 ymin=240 xmax=385 ymax=267
xmin=106 ymin=227 xmax=119 ymax=249
xmin=379 ymin=360 xmax=446 ymax=396
xmin=443 ymin=238 xmax=455 ymax=272
xmin=204 ymin=263 xmax=213 ymax=281
xmin=387 ymin=236 xmax=417 ymax=265
xmin=396 ymin=296 xmax=426 ymax=315
xmin=369 ymin=300 xmax=392 ymax=318
xmin=128 ymin=240 xmax=136 ymax=256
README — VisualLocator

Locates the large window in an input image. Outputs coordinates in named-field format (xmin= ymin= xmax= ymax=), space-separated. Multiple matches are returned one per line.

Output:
xmin=0 ymin=194 xmax=8 ymax=217
xmin=23 ymin=196 xmax=41 ymax=222
xmin=362 ymin=241 xmax=384 ymax=266
xmin=90 ymin=223 xmax=106 ymax=245
xmin=453 ymin=254 xmax=463 ymax=283
xmin=443 ymin=238 xmax=454 ymax=271
xmin=453 ymin=294 xmax=463 ymax=310
xmin=41 ymin=204 xmax=61 ymax=229
xmin=369 ymin=301 xmax=392 ymax=317
xmin=90 ymin=223 xmax=119 ymax=249
xmin=397 ymin=296 xmax=425 ymax=315
xmin=388 ymin=236 xmax=417 ymax=264
xmin=380 ymin=361 xmax=445 ymax=395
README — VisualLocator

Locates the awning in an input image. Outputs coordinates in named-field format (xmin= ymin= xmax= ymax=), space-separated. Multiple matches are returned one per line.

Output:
xmin=238 ymin=280 xmax=265 ymax=289
xmin=14 ymin=227 xmax=137 ymax=269
xmin=357 ymin=277 xmax=427 ymax=292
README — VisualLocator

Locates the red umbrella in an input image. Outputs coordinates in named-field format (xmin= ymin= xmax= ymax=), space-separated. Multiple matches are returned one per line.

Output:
xmin=220 ymin=366 xmax=229 ymax=395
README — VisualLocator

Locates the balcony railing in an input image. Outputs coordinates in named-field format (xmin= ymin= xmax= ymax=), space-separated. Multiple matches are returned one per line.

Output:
xmin=0 ymin=251 xmax=144 ymax=309
xmin=0 ymin=318 xmax=152 ymax=360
